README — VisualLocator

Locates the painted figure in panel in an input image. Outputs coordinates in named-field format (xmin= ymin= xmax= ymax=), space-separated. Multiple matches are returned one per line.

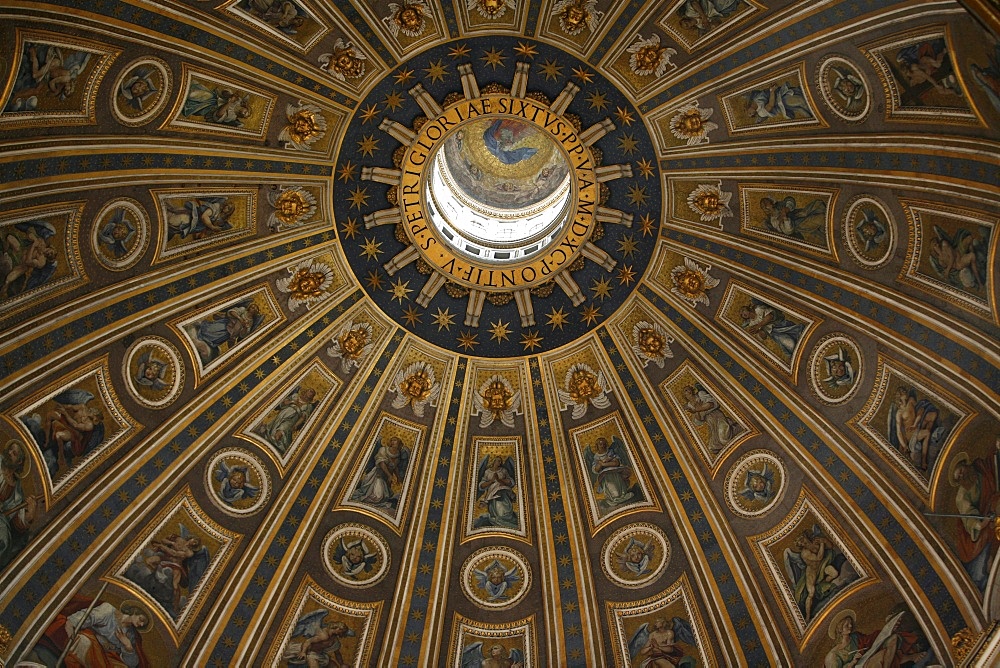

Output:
xmin=972 ymin=37 xmax=1000 ymax=113
xmin=676 ymin=0 xmax=744 ymax=36
xmin=461 ymin=642 xmax=525 ymax=668
xmin=822 ymin=347 xmax=856 ymax=392
xmin=241 ymin=0 xmax=309 ymax=34
xmin=254 ymin=385 xmax=318 ymax=454
xmin=759 ymin=195 xmax=826 ymax=244
xmin=164 ymin=196 xmax=236 ymax=242
xmin=618 ymin=535 xmax=655 ymax=577
xmin=744 ymin=82 xmax=813 ymax=124
xmin=4 ymin=42 xmax=93 ymax=113
xmin=133 ymin=348 xmax=170 ymax=393
xmin=31 ymin=597 xmax=152 ymax=667
xmin=0 ymin=438 xmax=40 ymax=570
xmin=472 ymin=559 xmax=521 ymax=602
xmin=474 ymin=454 xmax=519 ymax=529
xmin=283 ymin=609 xmax=355 ymax=668
xmin=951 ymin=446 xmax=1000 ymax=592
xmin=892 ymin=38 xmax=963 ymax=103
xmin=98 ymin=208 xmax=138 ymax=260
xmin=585 ymin=436 xmax=644 ymax=511
xmin=738 ymin=298 xmax=805 ymax=361
xmin=681 ymin=383 xmax=737 ymax=454
xmin=350 ymin=437 xmax=409 ymax=510
xmin=22 ymin=388 xmax=104 ymax=478
xmin=824 ymin=608 xmax=930 ymax=668
xmin=214 ymin=459 xmax=260 ymax=506
xmin=855 ymin=208 xmax=887 ymax=255
xmin=181 ymin=81 xmax=252 ymax=127
xmin=124 ymin=524 xmax=210 ymax=618
xmin=333 ymin=536 xmax=380 ymax=581
xmin=189 ymin=298 xmax=264 ymax=364
xmin=628 ymin=617 xmax=696 ymax=667
xmin=783 ymin=524 xmax=857 ymax=624
xmin=928 ymin=223 xmax=990 ymax=295
xmin=1 ymin=219 xmax=58 ymax=299
xmin=888 ymin=384 xmax=947 ymax=472
xmin=739 ymin=462 xmax=774 ymax=505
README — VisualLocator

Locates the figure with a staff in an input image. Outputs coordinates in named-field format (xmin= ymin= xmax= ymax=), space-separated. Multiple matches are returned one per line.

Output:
xmin=0 ymin=438 xmax=41 ymax=570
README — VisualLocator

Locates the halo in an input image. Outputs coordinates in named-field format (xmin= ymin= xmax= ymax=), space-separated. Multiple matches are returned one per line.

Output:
xmin=120 ymin=599 xmax=154 ymax=633
xmin=4 ymin=439 xmax=31 ymax=479
xmin=948 ymin=452 xmax=971 ymax=487
xmin=827 ymin=608 xmax=856 ymax=639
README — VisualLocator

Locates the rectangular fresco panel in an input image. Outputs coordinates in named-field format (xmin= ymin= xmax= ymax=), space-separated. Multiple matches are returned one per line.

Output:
xmin=739 ymin=185 xmax=836 ymax=258
xmin=222 ymin=0 xmax=330 ymax=52
xmin=165 ymin=65 xmax=275 ymax=138
xmin=464 ymin=436 xmax=529 ymax=542
xmin=658 ymin=0 xmax=760 ymax=53
xmin=900 ymin=201 xmax=995 ymax=321
xmin=153 ymin=188 xmax=257 ymax=261
xmin=720 ymin=65 xmax=824 ymax=134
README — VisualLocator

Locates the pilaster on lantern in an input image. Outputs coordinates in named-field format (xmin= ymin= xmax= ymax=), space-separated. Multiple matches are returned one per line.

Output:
xmin=364 ymin=208 xmax=402 ymax=228
xmin=384 ymin=246 xmax=420 ymax=275
xmin=596 ymin=206 xmax=633 ymax=227
xmin=465 ymin=289 xmax=486 ymax=327
xmin=580 ymin=118 xmax=615 ymax=146
xmin=554 ymin=272 xmax=585 ymax=306
xmin=416 ymin=272 xmax=448 ymax=307
xmin=379 ymin=117 xmax=416 ymax=144
xmin=408 ymin=83 xmax=443 ymax=119
xmin=550 ymin=82 xmax=580 ymax=115
xmin=511 ymin=62 xmax=531 ymax=98
xmin=596 ymin=164 xmax=633 ymax=182
xmin=514 ymin=289 xmax=535 ymax=327
xmin=458 ymin=63 xmax=480 ymax=99
xmin=361 ymin=166 xmax=402 ymax=185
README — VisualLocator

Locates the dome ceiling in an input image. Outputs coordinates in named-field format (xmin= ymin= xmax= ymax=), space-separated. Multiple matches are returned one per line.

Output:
xmin=0 ymin=0 xmax=998 ymax=666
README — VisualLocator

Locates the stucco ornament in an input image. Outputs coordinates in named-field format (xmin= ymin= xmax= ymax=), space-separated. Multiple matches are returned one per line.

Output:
xmin=276 ymin=259 xmax=335 ymax=311
xmin=266 ymin=186 xmax=316 ymax=231
xmin=686 ymin=183 xmax=733 ymax=222
xmin=670 ymin=258 xmax=720 ymax=307
xmin=278 ymin=101 xmax=327 ymax=151
xmin=670 ymin=102 xmax=719 ymax=145
xmin=467 ymin=0 xmax=516 ymax=20
xmin=473 ymin=375 xmax=521 ymax=428
xmin=326 ymin=321 xmax=375 ymax=374
xmin=557 ymin=363 xmax=611 ymax=419
xmin=631 ymin=320 xmax=674 ymax=369
xmin=627 ymin=34 xmax=676 ymax=78
xmin=319 ymin=39 xmax=366 ymax=81
xmin=392 ymin=361 xmax=441 ymax=417
xmin=551 ymin=0 xmax=603 ymax=36
xmin=383 ymin=1 xmax=429 ymax=38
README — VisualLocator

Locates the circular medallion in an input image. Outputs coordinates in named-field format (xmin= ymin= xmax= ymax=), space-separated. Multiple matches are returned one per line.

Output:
xmin=111 ymin=57 xmax=171 ymax=126
xmin=92 ymin=198 xmax=150 ymax=271
xmin=724 ymin=449 xmax=785 ymax=518
xmin=601 ymin=522 xmax=670 ymax=589
xmin=460 ymin=546 xmax=531 ymax=609
xmin=205 ymin=447 xmax=271 ymax=516
xmin=338 ymin=36 xmax=660 ymax=356
xmin=808 ymin=333 xmax=863 ymax=405
xmin=322 ymin=523 xmax=391 ymax=588
xmin=843 ymin=195 xmax=895 ymax=269
xmin=817 ymin=56 xmax=870 ymax=122
xmin=123 ymin=336 xmax=184 ymax=408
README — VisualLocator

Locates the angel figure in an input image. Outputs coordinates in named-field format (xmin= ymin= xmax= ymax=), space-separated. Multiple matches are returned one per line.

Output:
xmin=190 ymin=298 xmax=264 ymax=363
xmin=461 ymin=642 xmax=525 ymax=668
xmin=333 ymin=536 xmax=379 ymax=579
xmin=628 ymin=617 xmax=696 ymax=668
xmin=887 ymin=384 xmax=946 ymax=473
xmin=319 ymin=40 xmax=367 ymax=82
xmin=181 ymin=82 xmax=252 ymax=127
xmin=473 ymin=559 xmax=521 ymax=601
xmin=125 ymin=523 xmax=210 ymax=618
xmin=551 ymin=0 xmax=603 ymax=36
xmin=617 ymin=536 xmax=653 ymax=576
xmin=828 ymin=65 xmax=866 ymax=112
xmin=928 ymin=224 xmax=989 ymax=292
xmin=822 ymin=347 xmax=855 ymax=391
xmin=1 ymin=219 xmax=58 ymax=299
xmin=98 ymin=208 xmax=137 ymax=259
xmin=466 ymin=0 xmax=516 ymax=21
xmin=214 ymin=460 xmax=259 ymax=505
xmin=282 ymin=610 xmax=355 ymax=668
xmin=383 ymin=1 xmax=428 ymax=38
xmin=783 ymin=523 xmax=853 ymax=624
xmin=119 ymin=67 xmax=160 ymax=112
xmin=744 ymin=82 xmax=813 ymax=123
xmin=854 ymin=208 xmax=886 ymax=254
xmin=134 ymin=349 xmax=170 ymax=392
xmin=739 ymin=463 xmax=774 ymax=504
xmin=557 ymin=363 xmax=611 ymax=420
xmin=474 ymin=455 xmax=519 ymax=529
xmin=681 ymin=383 xmax=737 ymax=454
xmin=391 ymin=361 xmax=441 ymax=417
xmin=350 ymin=437 xmax=410 ymax=510
xmin=627 ymin=34 xmax=676 ymax=78
xmin=473 ymin=375 xmax=521 ymax=429
xmin=22 ymin=388 xmax=104 ymax=477
xmin=585 ymin=437 xmax=638 ymax=508
xmin=5 ymin=43 xmax=92 ymax=112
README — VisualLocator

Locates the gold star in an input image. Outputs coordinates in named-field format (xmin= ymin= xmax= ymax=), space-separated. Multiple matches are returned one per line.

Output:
xmin=514 ymin=41 xmax=538 ymax=58
xmin=591 ymin=277 xmax=613 ymax=300
xmin=618 ymin=133 xmax=639 ymax=155
xmin=581 ymin=303 xmax=602 ymax=325
xmin=457 ymin=330 xmax=478 ymax=351
xmin=432 ymin=307 xmax=455 ymax=331
xmin=572 ymin=66 xmax=595 ymax=84
xmin=627 ymin=185 xmax=648 ymax=206
xmin=402 ymin=305 xmax=422 ymax=326
xmin=337 ymin=160 xmax=357 ymax=182
xmin=615 ymin=106 xmax=635 ymax=126
xmin=618 ymin=264 xmax=636 ymax=285
xmin=489 ymin=320 xmax=511 ymax=342
xmin=521 ymin=330 xmax=543 ymax=351
xmin=586 ymin=90 xmax=608 ymax=110
xmin=539 ymin=59 xmax=563 ymax=81
xmin=482 ymin=47 xmax=505 ymax=70
xmin=394 ymin=67 xmax=415 ymax=85
xmin=366 ymin=270 xmax=383 ymax=290
xmin=340 ymin=217 xmax=359 ymax=239
xmin=359 ymin=236 xmax=383 ymax=260
xmin=357 ymin=134 xmax=379 ymax=157
xmin=448 ymin=43 xmax=471 ymax=58
xmin=424 ymin=59 xmax=448 ymax=83
xmin=618 ymin=233 xmax=638 ymax=258
xmin=348 ymin=186 xmax=370 ymax=209
xmin=546 ymin=306 xmax=569 ymax=330
xmin=359 ymin=103 xmax=379 ymax=123
xmin=638 ymin=212 xmax=656 ymax=236
xmin=635 ymin=157 xmax=655 ymax=179
xmin=384 ymin=90 xmax=405 ymax=111
xmin=389 ymin=277 xmax=412 ymax=303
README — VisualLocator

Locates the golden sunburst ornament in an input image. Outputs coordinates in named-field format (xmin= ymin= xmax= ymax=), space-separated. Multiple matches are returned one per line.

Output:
xmin=686 ymin=183 xmax=733 ymax=222
xmin=670 ymin=102 xmax=719 ymax=146
xmin=670 ymin=257 xmax=720 ymax=307
xmin=392 ymin=361 xmax=441 ymax=417
xmin=631 ymin=320 xmax=673 ymax=368
xmin=276 ymin=259 xmax=335 ymax=311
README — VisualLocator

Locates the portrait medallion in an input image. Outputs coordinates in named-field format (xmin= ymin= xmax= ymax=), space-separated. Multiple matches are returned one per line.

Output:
xmin=601 ymin=522 xmax=670 ymax=589
xmin=460 ymin=546 xmax=531 ymax=610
